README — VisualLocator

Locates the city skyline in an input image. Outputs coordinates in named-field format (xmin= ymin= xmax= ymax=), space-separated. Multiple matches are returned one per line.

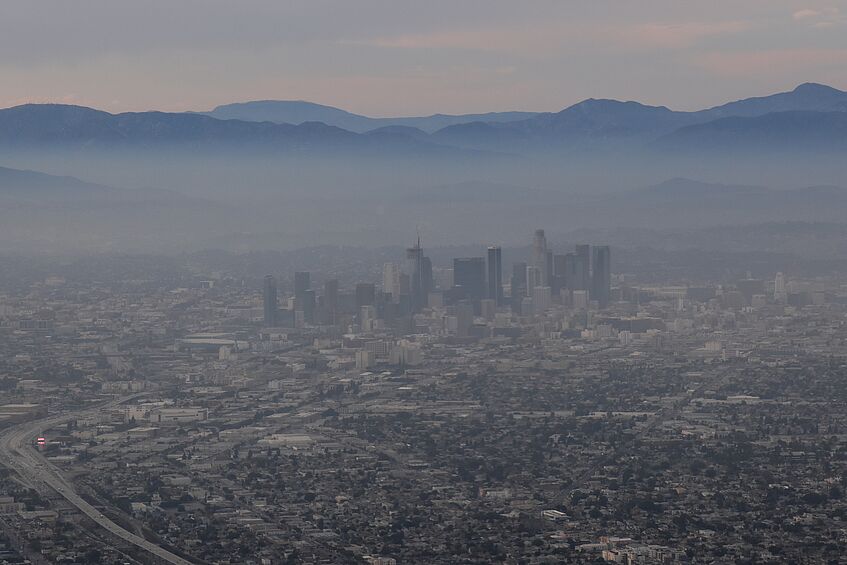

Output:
xmin=2 ymin=3 xmax=846 ymax=562
xmin=0 ymin=222 xmax=840 ymax=563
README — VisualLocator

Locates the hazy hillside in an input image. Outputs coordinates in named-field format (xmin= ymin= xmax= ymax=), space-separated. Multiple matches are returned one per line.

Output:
xmin=0 ymin=84 xmax=846 ymax=254
xmin=699 ymin=83 xmax=847 ymax=119
xmin=0 ymin=165 xmax=115 ymax=197
xmin=0 ymin=104 xmax=469 ymax=157
xmin=2 ymin=83 xmax=846 ymax=159
xmin=205 ymin=100 xmax=536 ymax=133
xmin=655 ymin=111 xmax=847 ymax=153
xmin=427 ymin=83 xmax=847 ymax=152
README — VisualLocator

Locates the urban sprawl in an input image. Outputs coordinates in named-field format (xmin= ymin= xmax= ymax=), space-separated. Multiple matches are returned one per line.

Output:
xmin=1 ymin=230 xmax=847 ymax=564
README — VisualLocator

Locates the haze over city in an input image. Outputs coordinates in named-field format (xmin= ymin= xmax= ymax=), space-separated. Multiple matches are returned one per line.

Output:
xmin=2 ymin=2 xmax=847 ymax=564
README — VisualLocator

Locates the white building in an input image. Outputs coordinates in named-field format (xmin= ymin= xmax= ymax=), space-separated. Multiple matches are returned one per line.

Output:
xmin=533 ymin=286 xmax=552 ymax=312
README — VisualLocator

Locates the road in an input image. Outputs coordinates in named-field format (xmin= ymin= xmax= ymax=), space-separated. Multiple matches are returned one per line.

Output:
xmin=0 ymin=395 xmax=194 ymax=565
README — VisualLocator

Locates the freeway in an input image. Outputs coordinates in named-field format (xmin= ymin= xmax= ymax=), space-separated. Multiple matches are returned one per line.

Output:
xmin=0 ymin=395 xmax=194 ymax=565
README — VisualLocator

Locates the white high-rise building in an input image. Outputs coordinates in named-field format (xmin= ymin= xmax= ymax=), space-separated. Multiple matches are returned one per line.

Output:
xmin=533 ymin=286 xmax=552 ymax=312
xmin=360 ymin=305 xmax=377 ymax=331
xmin=383 ymin=263 xmax=401 ymax=303
xmin=572 ymin=290 xmax=589 ymax=310
xmin=526 ymin=266 xmax=542 ymax=296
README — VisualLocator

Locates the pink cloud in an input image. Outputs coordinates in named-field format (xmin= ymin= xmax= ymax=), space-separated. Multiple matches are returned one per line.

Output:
xmin=693 ymin=48 xmax=847 ymax=76
xmin=793 ymin=9 xmax=822 ymax=20
xmin=615 ymin=20 xmax=752 ymax=49
xmin=347 ymin=19 xmax=751 ymax=56
xmin=792 ymin=7 xmax=843 ymax=27
xmin=343 ymin=24 xmax=579 ymax=54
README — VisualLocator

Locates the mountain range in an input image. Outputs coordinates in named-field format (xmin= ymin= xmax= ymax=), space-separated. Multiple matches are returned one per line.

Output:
xmin=203 ymin=100 xmax=536 ymax=133
xmin=0 ymin=82 xmax=845 ymax=156
xmin=433 ymin=82 xmax=847 ymax=151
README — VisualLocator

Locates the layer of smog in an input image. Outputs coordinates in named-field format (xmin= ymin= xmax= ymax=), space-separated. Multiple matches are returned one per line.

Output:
xmin=2 ymin=3 xmax=847 ymax=564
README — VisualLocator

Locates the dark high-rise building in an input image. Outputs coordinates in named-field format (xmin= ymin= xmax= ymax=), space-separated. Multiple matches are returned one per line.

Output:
xmin=487 ymin=246 xmax=503 ymax=305
xmin=453 ymin=257 xmax=486 ymax=301
xmin=300 ymin=289 xmax=316 ymax=323
xmin=563 ymin=252 xmax=589 ymax=292
xmin=591 ymin=245 xmax=611 ymax=308
xmin=399 ymin=273 xmax=410 ymax=298
xmin=294 ymin=271 xmax=311 ymax=297
xmin=406 ymin=236 xmax=433 ymax=313
xmin=421 ymin=257 xmax=433 ymax=296
xmin=532 ymin=229 xmax=550 ymax=285
xmin=323 ymin=279 xmax=339 ymax=323
xmin=355 ymin=282 xmax=376 ymax=307
xmin=263 ymin=275 xmax=278 ymax=327
xmin=293 ymin=271 xmax=313 ymax=323
xmin=737 ymin=278 xmax=765 ymax=305
xmin=552 ymin=254 xmax=568 ymax=295
xmin=575 ymin=244 xmax=591 ymax=290
xmin=553 ymin=254 xmax=567 ymax=277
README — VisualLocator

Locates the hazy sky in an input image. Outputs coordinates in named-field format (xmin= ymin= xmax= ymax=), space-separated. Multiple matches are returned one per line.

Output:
xmin=2 ymin=0 xmax=846 ymax=116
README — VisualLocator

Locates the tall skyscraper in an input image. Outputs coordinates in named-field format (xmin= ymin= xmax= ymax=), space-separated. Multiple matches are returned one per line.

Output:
xmin=323 ymin=279 xmax=339 ymax=323
xmin=553 ymin=254 xmax=567 ymax=278
xmin=532 ymin=229 xmax=550 ymax=285
xmin=487 ymin=246 xmax=503 ymax=305
xmin=383 ymin=263 xmax=401 ymax=303
xmin=263 ymin=275 xmax=278 ymax=327
xmin=356 ymin=282 xmax=376 ymax=307
xmin=294 ymin=271 xmax=311 ymax=297
xmin=453 ymin=257 xmax=486 ymax=301
xmin=552 ymin=253 xmax=568 ymax=295
xmin=575 ymin=244 xmax=591 ymax=290
xmin=563 ymin=253 xmax=588 ymax=292
xmin=406 ymin=235 xmax=433 ymax=313
xmin=526 ymin=265 xmax=542 ymax=295
xmin=301 ymin=289 xmax=316 ymax=323
xmin=293 ymin=271 xmax=313 ymax=323
xmin=591 ymin=245 xmax=611 ymax=308
xmin=421 ymin=257 xmax=433 ymax=295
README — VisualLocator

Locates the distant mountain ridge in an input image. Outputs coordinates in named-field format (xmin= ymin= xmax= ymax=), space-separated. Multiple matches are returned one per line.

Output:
xmin=205 ymin=83 xmax=847 ymax=136
xmin=0 ymin=164 xmax=198 ymax=205
xmin=0 ymin=104 xmax=358 ymax=147
xmin=0 ymin=164 xmax=116 ymax=196
xmin=435 ymin=83 xmax=847 ymax=150
xmin=1 ymin=82 xmax=846 ymax=156
xmin=0 ymin=103 xmax=489 ymax=159
xmin=203 ymin=100 xmax=537 ymax=133
xmin=655 ymin=110 xmax=847 ymax=152
xmin=699 ymin=82 xmax=847 ymax=118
